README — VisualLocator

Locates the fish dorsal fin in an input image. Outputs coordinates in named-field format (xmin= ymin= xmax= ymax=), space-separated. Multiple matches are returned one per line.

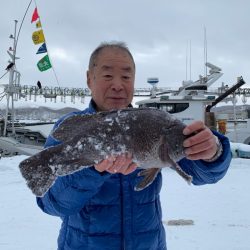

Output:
xmin=52 ymin=109 xmax=130 ymax=142
xmin=135 ymin=168 xmax=160 ymax=191
xmin=52 ymin=108 xmax=161 ymax=142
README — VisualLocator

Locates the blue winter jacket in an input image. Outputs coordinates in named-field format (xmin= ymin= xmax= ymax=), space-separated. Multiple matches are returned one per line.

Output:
xmin=37 ymin=100 xmax=232 ymax=250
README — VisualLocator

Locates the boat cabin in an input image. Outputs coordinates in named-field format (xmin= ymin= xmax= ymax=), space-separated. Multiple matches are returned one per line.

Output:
xmin=136 ymin=95 xmax=216 ymax=125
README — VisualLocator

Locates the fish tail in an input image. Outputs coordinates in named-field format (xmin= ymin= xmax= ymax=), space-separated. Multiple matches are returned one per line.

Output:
xmin=19 ymin=156 xmax=57 ymax=197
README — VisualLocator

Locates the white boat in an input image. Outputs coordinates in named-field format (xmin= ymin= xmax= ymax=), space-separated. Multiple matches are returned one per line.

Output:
xmin=136 ymin=62 xmax=223 ymax=126
xmin=136 ymin=94 xmax=216 ymax=125
xmin=136 ymin=63 xmax=249 ymax=148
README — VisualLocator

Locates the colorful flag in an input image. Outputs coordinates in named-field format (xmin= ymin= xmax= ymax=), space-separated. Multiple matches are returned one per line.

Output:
xmin=36 ymin=20 xmax=41 ymax=28
xmin=31 ymin=7 xmax=39 ymax=23
xmin=36 ymin=43 xmax=47 ymax=54
xmin=32 ymin=30 xmax=45 ymax=45
xmin=37 ymin=55 xmax=52 ymax=72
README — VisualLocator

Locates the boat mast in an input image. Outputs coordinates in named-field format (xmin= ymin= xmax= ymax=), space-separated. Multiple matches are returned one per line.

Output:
xmin=3 ymin=20 xmax=19 ymax=137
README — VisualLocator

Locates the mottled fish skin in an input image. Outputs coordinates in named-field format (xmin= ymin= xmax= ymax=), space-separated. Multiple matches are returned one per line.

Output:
xmin=19 ymin=108 xmax=192 ymax=197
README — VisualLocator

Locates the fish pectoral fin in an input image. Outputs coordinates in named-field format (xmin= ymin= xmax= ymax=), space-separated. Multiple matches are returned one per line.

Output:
xmin=135 ymin=168 xmax=160 ymax=191
xmin=158 ymin=135 xmax=171 ymax=163
xmin=170 ymin=161 xmax=193 ymax=184
xmin=19 ymin=156 xmax=57 ymax=197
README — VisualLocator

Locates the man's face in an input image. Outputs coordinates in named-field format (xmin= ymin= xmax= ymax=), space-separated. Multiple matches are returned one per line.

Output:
xmin=87 ymin=48 xmax=135 ymax=111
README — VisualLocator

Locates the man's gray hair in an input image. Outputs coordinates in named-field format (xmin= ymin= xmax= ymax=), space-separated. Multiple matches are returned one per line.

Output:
xmin=88 ymin=41 xmax=135 ymax=70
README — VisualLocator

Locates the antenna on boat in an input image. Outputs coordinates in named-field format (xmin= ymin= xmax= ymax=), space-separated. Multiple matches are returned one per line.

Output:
xmin=189 ymin=40 xmax=192 ymax=80
xmin=185 ymin=41 xmax=188 ymax=81
xmin=204 ymin=26 xmax=208 ymax=78
xmin=184 ymin=40 xmax=193 ymax=82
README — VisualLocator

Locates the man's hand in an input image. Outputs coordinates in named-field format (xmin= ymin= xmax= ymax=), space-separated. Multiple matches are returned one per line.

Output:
xmin=94 ymin=153 xmax=138 ymax=175
xmin=183 ymin=121 xmax=218 ymax=161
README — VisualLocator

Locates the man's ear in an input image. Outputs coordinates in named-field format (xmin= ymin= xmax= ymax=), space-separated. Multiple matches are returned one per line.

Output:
xmin=86 ymin=70 xmax=91 ymax=88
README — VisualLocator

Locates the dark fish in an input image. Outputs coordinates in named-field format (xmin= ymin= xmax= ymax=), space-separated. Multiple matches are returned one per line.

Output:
xmin=19 ymin=108 xmax=192 ymax=197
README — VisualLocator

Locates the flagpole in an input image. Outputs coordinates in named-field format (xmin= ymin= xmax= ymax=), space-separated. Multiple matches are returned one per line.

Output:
xmin=33 ymin=0 xmax=61 ymax=88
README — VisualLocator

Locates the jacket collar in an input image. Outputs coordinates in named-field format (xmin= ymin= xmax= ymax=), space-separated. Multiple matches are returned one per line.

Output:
xmin=88 ymin=98 xmax=133 ymax=112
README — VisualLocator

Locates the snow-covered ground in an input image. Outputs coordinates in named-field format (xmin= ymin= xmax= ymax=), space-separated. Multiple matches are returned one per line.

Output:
xmin=0 ymin=156 xmax=249 ymax=250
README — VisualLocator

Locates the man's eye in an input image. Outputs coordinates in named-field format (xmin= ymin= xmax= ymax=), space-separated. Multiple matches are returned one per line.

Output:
xmin=104 ymin=75 xmax=112 ymax=79
xmin=123 ymin=75 xmax=130 ymax=80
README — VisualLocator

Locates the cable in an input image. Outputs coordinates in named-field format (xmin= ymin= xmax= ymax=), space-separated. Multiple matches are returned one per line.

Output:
xmin=0 ymin=71 xmax=8 ymax=80
xmin=0 ymin=94 xmax=6 ymax=102
xmin=14 ymin=0 xmax=33 ymax=58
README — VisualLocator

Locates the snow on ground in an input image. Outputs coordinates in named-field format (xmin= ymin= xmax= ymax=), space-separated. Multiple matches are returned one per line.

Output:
xmin=162 ymin=158 xmax=250 ymax=250
xmin=0 ymin=156 xmax=250 ymax=250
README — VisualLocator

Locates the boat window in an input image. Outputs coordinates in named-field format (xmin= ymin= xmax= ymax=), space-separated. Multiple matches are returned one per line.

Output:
xmin=139 ymin=102 xmax=189 ymax=114
xmin=158 ymin=104 xmax=175 ymax=112
xmin=175 ymin=103 xmax=189 ymax=113
xmin=140 ymin=103 xmax=158 ymax=108
xmin=158 ymin=103 xmax=189 ymax=113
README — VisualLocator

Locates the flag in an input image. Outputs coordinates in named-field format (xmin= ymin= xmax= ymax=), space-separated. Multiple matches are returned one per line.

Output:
xmin=36 ymin=20 xmax=41 ymax=28
xmin=36 ymin=43 xmax=47 ymax=54
xmin=32 ymin=30 xmax=45 ymax=45
xmin=37 ymin=55 xmax=52 ymax=72
xmin=31 ymin=7 xmax=39 ymax=23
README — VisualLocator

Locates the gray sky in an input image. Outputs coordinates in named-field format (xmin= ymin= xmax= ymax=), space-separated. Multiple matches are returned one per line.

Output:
xmin=1 ymin=0 xmax=250 ymax=90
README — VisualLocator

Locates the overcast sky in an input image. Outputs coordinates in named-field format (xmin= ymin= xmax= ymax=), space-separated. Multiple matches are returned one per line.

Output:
xmin=1 ymin=0 xmax=250 ymax=91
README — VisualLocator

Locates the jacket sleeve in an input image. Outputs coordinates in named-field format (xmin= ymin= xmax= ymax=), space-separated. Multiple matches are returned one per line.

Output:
xmin=178 ymin=131 xmax=232 ymax=185
xmin=37 ymin=112 xmax=112 ymax=217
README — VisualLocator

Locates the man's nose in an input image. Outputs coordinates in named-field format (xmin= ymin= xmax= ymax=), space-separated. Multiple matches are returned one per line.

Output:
xmin=111 ymin=78 xmax=124 ymax=91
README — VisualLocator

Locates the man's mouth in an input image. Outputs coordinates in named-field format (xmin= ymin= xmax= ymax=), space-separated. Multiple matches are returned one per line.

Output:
xmin=108 ymin=97 xmax=126 ymax=100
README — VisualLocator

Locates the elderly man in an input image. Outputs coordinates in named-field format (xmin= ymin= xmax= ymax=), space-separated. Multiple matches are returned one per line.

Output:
xmin=37 ymin=41 xmax=231 ymax=250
